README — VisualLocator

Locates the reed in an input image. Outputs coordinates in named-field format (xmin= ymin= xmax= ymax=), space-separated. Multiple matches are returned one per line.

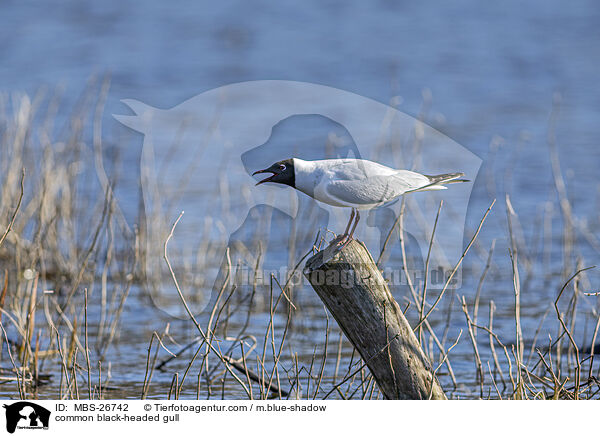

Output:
xmin=0 ymin=83 xmax=598 ymax=400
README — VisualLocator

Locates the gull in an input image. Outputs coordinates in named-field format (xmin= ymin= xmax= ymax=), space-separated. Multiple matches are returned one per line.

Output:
xmin=253 ymin=158 xmax=468 ymax=247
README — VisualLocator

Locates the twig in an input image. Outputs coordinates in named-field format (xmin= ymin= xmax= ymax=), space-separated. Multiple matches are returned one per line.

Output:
xmin=418 ymin=201 xmax=443 ymax=344
xmin=84 ymin=289 xmax=92 ymax=399
xmin=414 ymin=199 xmax=496 ymax=331
xmin=164 ymin=211 xmax=250 ymax=397
xmin=554 ymin=266 xmax=595 ymax=398
xmin=460 ymin=296 xmax=484 ymax=397
xmin=0 ymin=168 xmax=25 ymax=248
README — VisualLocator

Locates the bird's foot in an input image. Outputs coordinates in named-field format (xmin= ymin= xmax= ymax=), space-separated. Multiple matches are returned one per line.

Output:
xmin=331 ymin=233 xmax=345 ymax=245
xmin=340 ymin=236 xmax=354 ymax=250
xmin=334 ymin=234 xmax=353 ymax=250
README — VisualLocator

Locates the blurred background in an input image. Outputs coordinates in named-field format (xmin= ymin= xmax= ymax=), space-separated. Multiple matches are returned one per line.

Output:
xmin=2 ymin=1 xmax=599 ymax=224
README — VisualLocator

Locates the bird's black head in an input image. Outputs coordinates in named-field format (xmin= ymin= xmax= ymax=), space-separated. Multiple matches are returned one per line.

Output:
xmin=252 ymin=158 xmax=295 ymax=187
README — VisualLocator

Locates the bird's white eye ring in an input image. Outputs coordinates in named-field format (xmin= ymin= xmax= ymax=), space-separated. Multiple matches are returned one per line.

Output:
xmin=279 ymin=164 xmax=286 ymax=171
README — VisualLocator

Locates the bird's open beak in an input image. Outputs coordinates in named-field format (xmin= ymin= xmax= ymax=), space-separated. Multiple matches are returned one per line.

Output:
xmin=252 ymin=168 xmax=276 ymax=186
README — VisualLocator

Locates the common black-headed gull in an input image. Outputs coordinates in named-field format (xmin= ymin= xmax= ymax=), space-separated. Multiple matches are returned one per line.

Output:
xmin=253 ymin=158 xmax=468 ymax=247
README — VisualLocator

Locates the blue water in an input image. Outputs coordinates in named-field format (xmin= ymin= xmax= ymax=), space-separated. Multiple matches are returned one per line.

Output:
xmin=1 ymin=0 xmax=599 ymax=399
xmin=2 ymin=1 xmax=599 ymax=218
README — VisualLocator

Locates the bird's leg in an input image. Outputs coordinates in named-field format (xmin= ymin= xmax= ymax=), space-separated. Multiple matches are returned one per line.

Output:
xmin=348 ymin=209 xmax=360 ymax=239
xmin=342 ymin=208 xmax=355 ymax=237
xmin=334 ymin=208 xmax=355 ymax=245
xmin=340 ymin=210 xmax=360 ymax=249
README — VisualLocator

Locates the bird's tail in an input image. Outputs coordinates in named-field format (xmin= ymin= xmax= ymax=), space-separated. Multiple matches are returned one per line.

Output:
xmin=407 ymin=172 xmax=470 ymax=193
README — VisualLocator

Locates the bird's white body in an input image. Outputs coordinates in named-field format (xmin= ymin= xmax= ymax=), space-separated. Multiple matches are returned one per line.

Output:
xmin=293 ymin=158 xmax=446 ymax=209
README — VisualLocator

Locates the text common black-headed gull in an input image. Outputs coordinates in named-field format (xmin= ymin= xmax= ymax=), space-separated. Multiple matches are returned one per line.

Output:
xmin=253 ymin=158 xmax=469 ymax=247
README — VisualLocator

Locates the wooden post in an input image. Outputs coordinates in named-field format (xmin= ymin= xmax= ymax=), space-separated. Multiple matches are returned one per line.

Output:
xmin=303 ymin=239 xmax=446 ymax=400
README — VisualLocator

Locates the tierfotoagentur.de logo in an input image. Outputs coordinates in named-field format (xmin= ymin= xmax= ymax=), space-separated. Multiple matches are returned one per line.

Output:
xmin=115 ymin=80 xmax=481 ymax=319
xmin=3 ymin=402 xmax=51 ymax=433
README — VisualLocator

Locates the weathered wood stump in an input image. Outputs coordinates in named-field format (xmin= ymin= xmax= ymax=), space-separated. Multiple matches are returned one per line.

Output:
xmin=303 ymin=239 xmax=446 ymax=400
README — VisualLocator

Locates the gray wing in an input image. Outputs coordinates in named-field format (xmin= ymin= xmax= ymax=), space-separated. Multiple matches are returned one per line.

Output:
xmin=325 ymin=174 xmax=413 ymax=206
